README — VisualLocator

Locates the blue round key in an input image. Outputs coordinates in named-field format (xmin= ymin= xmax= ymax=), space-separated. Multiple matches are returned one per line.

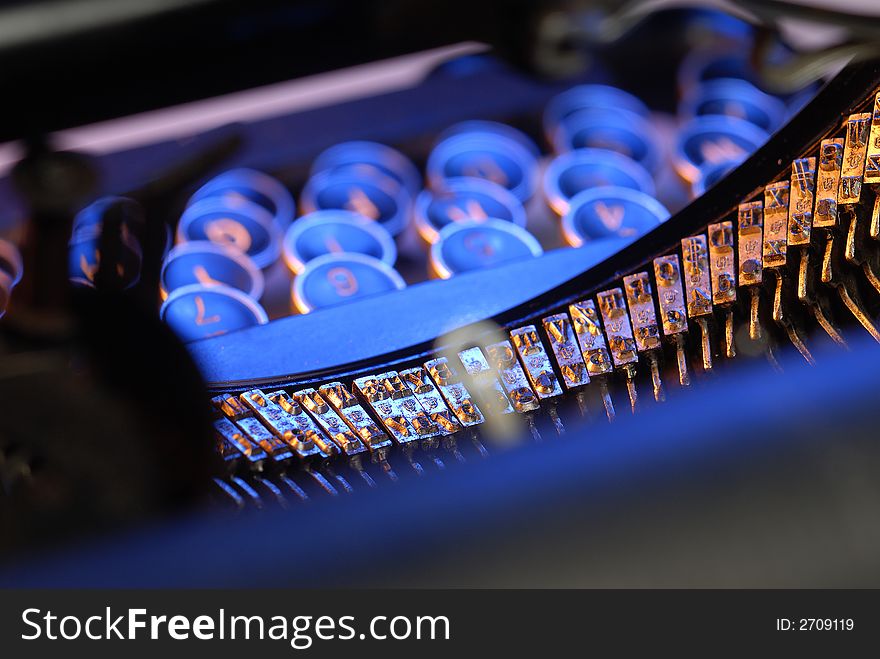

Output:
xmin=686 ymin=9 xmax=754 ymax=44
xmin=0 ymin=238 xmax=23 ymax=289
xmin=562 ymin=187 xmax=669 ymax=247
xmin=543 ymin=148 xmax=656 ymax=216
xmin=189 ymin=168 xmax=295 ymax=231
xmin=161 ymin=241 xmax=264 ymax=299
xmin=678 ymin=50 xmax=757 ymax=96
xmin=543 ymin=84 xmax=650 ymax=141
xmin=437 ymin=120 xmax=541 ymax=158
xmin=674 ymin=115 xmax=768 ymax=183
xmin=68 ymin=233 xmax=142 ymax=289
xmin=430 ymin=219 xmax=543 ymax=279
xmin=72 ymin=197 xmax=148 ymax=261
xmin=282 ymin=209 xmax=397 ymax=274
xmin=692 ymin=155 xmax=745 ymax=197
xmin=551 ymin=108 xmax=662 ymax=174
xmin=414 ymin=177 xmax=526 ymax=244
xmin=310 ymin=141 xmax=422 ymax=197
xmin=300 ymin=168 xmax=411 ymax=237
xmin=677 ymin=43 xmax=795 ymax=97
xmin=160 ymin=284 xmax=268 ymax=342
xmin=292 ymin=253 xmax=406 ymax=313
xmin=177 ymin=197 xmax=282 ymax=269
xmin=680 ymin=79 xmax=786 ymax=133
xmin=72 ymin=196 xmax=144 ymax=240
xmin=427 ymin=133 xmax=539 ymax=202
xmin=74 ymin=202 xmax=172 ymax=262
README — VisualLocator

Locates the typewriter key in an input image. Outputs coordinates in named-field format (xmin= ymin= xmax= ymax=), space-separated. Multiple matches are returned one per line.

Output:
xmin=300 ymin=168 xmax=411 ymax=237
xmin=674 ymin=115 xmax=768 ymax=184
xmin=543 ymin=148 xmax=655 ymax=216
xmin=685 ymin=8 xmax=754 ymax=45
xmin=429 ymin=219 xmax=543 ymax=279
xmin=160 ymin=283 xmax=268 ymax=342
xmin=427 ymin=133 xmax=539 ymax=202
xmin=680 ymin=79 xmax=786 ymax=133
xmin=310 ymin=141 xmax=422 ymax=197
xmin=282 ymin=209 xmax=397 ymax=274
xmin=72 ymin=196 xmax=144 ymax=240
xmin=561 ymin=186 xmax=669 ymax=247
xmin=678 ymin=40 xmax=803 ymax=96
xmin=160 ymin=241 xmax=264 ymax=300
xmin=291 ymin=253 xmax=406 ymax=313
xmin=543 ymin=84 xmax=650 ymax=142
xmin=177 ymin=197 xmax=282 ymax=269
xmin=551 ymin=108 xmax=662 ymax=174
xmin=73 ymin=197 xmax=173 ymax=264
xmin=691 ymin=155 xmax=744 ymax=197
xmin=437 ymin=120 xmax=541 ymax=158
xmin=677 ymin=48 xmax=758 ymax=97
xmin=413 ymin=177 xmax=526 ymax=244
xmin=189 ymin=168 xmax=295 ymax=231
xmin=68 ymin=232 xmax=143 ymax=289
xmin=0 ymin=238 xmax=23 ymax=289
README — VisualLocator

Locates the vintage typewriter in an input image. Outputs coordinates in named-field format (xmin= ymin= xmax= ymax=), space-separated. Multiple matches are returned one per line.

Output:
xmin=1 ymin=0 xmax=879 ymax=586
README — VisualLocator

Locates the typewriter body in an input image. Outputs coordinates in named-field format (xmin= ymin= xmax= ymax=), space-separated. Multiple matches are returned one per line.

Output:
xmin=1 ymin=0 xmax=879 ymax=587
